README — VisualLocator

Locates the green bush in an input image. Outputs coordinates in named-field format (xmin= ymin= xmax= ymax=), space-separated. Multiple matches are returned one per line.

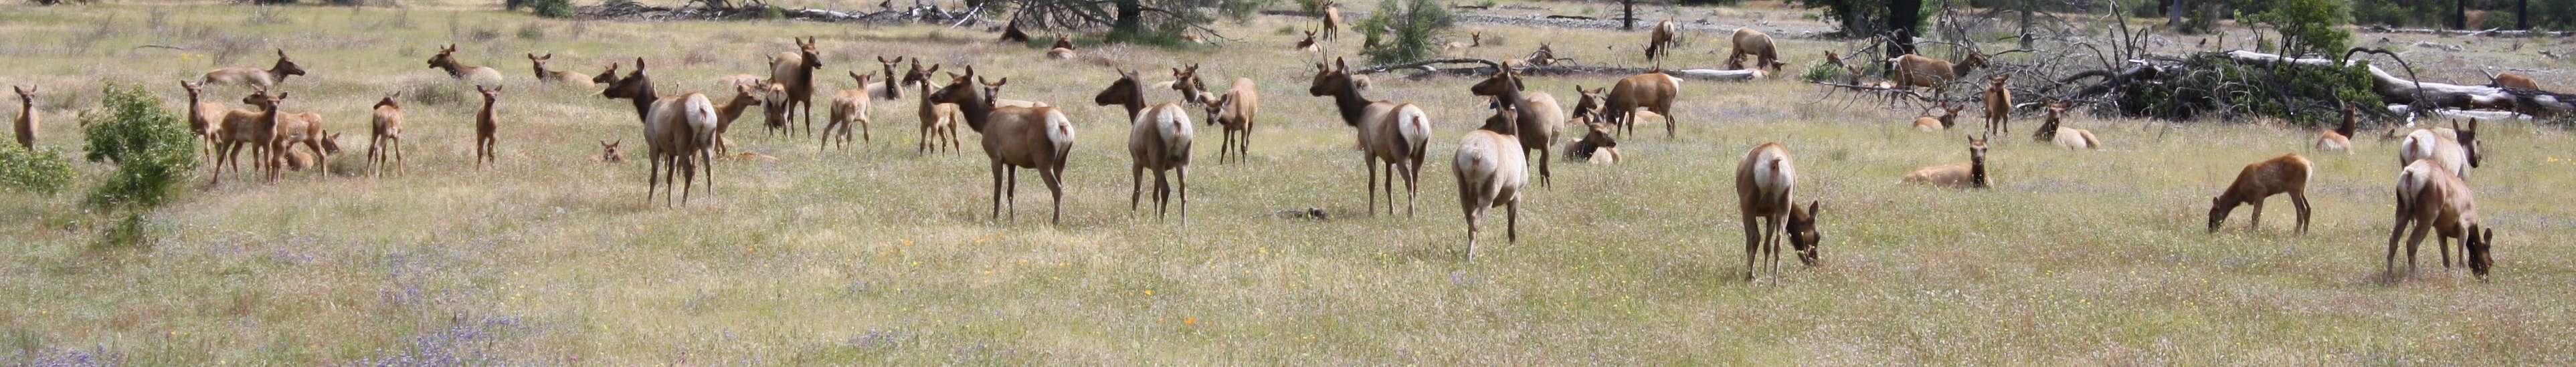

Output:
xmin=1358 ymin=0 xmax=1455 ymax=64
xmin=2117 ymin=52 xmax=2377 ymax=124
xmin=79 ymin=84 xmax=197 ymax=213
xmin=511 ymin=0 xmax=577 ymax=18
xmin=0 ymin=147 xmax=76 ymax=196
xmin=2243 ymin=0 xmax=2349 ymax=57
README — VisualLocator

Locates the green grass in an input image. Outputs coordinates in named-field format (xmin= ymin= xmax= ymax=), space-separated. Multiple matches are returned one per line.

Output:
xmin=3 ymin=2 xmax=2575 ymax=364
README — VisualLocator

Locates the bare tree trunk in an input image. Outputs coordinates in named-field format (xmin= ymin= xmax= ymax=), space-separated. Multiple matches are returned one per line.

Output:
xmin=2019 ymin=0 xmax=2032 ymax=49
xmin=2519 ymin=0 xmax=2531 ymax=30
xmin=2167 ymin=0 xmax=2185 ymax=28
xmin=1622 ymin=0 xmax=1636 ymax=31
xmin=2454 ymin=0 xmax=2468 ymax=29
xmin=1115 ymin=0 xmax=1143 ymax=35
xmin=1889 ymin=0 xmax=1920 ymax=58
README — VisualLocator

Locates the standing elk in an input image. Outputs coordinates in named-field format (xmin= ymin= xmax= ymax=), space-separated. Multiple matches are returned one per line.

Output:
xmin=472 ymin=86 xmax=502 ymax=169
xmin=927 ymin=67 xmax=1079 ymax=225
xmin=1645 ymin=20 xmax=1678 ymax=64
xmin=772 ymin=36 xmax=825 ymax=138
xmin=1453 ymin=104 xmax=1529 ymax=261
xmin=1604 ymin=70 xmax=1681 ymax=138
xmin=1200 ymin=74 xmax=1259 ymax=164
xmin=826 ymin=71 xmax=876 ymax=150
xmin=1983 ymin=74 xmax=2011 ymax=134
xmin=2316 ymin=103 xmax=2357 ymax=153
xmin=181 ymin=82 xmax=231 ymax=164
xmin=11 ymin=86 xmax=34 ymax=150
xmin=2399 ymin=119 xmax=2482 ymax=179
xmin=711 ymin=84 xmax=767 ymax=153
xmin=2033 ymin=100 xmax=2100 ymax=150
xmin=2492 ymin=72 xmax=2540 ymax=90
xmin=215 ymin=88 xmax=284 ymax=183
xmin=1309 ymin=57 xmax=1433 ymax=217
xmin=1915 ymin=104 xmax=1962 ymax=132
xmin=2385 ymin=160 xmax=2494 ymax=279
xmin=1890 ymin=51 xmax=1989 ymax=97
xmin=1095 ymin=70 xmax=1195 ymax=221
xmin=428 ymin=44 xmax=506 ymax=84
xmin=1724 ymin=27 xmax=1786 ymax=74
xmin=2208 ymin=154 xmax=2313 ymax=234
xmin=246 ymin=90 xmax=330 ymax=181
xmin=1903 ymin=136 xmax=1991 ymax=189
xmin=1734 ymin=142 xmax=1799 ymax=281
xmin=1046 ymin=35 xmax=1077 ymax=59
xmin=907 ymin=62 xmax=962 ymax=154
xmin=602 ymin=58 xmax=721 ymax=207
xmin=201 ymin=49 xmax=308 ymax=88
xmin=1319 ymin=1 xmax=1344 ymax=41
xmin=1468 ymin=66 xmax=1564 ymax=187
xmin=526 ymin=53 xmax=595 ymax=90
xmin=367 ymin=92 xmax=406 ymax=177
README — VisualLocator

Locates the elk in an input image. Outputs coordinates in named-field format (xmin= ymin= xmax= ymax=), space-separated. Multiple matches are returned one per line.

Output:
xmin=1468 ymin=66 xmax=1564 ymax=187
xmin=998 ymin=18 xmax=1032 ymax=43
xmin=1046 ymin=35 xmax=1077 ymax=59
xmin=201 ymin=49 xmax=308 ymax=88
xmin=1309 ymin=57 xmax=1433 ymax=217
xmin=597 ymin=140 xmax=626 ymax=163
xmin=1734 ymin=142 xmax=1798 ymax=281
xmin=181 ymin=82 xmax=231 ymax=163
xmin=2493 ymin=72 xmax=2540 ymax=90
xmin=1442 ymin=31 xmax=1482 ymax=51
xmin=1902 ymin=136 xmax=1990 ymax=189
xmin=2033 ymin=100 xmax=2100 ymax=150
xmin=1296 ymin=31 xmax=1321 ymax=52
xmin=11 ymin=86 xmax=34 ymax=150
xmin=247 ymin=90 xmax=330 ymax=181
xmin=1785 ymin=201 xmax=1821 ymax=266
xmin=2208 ymin=154 xmax=2313 ymax=234
xmin=926 ymin=67 xmax=1079 ymax=225
xmin=1562 ymin=118 xmax=1619 ymax=164
xmin=472 ymin=85 xmax=502 ymax=169
xmin=1453 ymin=104 xmax=1529 ymax=261
xmin=1095 ymin=70 xmax=1194 ymax=221
xmin=367 ymin=92 xmax=406 ymax=177
xmin=1202 ymin=76 xmax=1259 ymax=164
xmin=2385 ymin=160 xmax=2494 ymax=279
xmin=862 ymin=56 xmax=908 ymax=101
xmin=1168 ymin=64 xmax=1215 ymax=106
xmin=771 ymin=36 xmax=825 ymax=138
xmin=825 ymin=71 xmax=876 ymax=150
xmin=1890 ymin=51 xmax=1989 ymax=95
xmin=601 ymin=58 xmax=721 ymax=207
xmin=1983 ymin=74 xmax=2012 ymax=134
xmin=907 ymin=61 xmax=962 ymax=154
xmin=214 ymin=89 xmax=284 ymax=183
xmin=526 ymin=53 xmax=595 ymax=90
xmin=427 ymin=44 xmax=506 ymax=83
xmin=1724 ymin=27 xmax=1786 ymax=74
xmin=1319 ymin=1 xmax=1344 ymax=41
xmin=1645 ymin=20 xmax=1677 ymax=64
xmin=1604 ymin=70 xmax=1681 ymax=138
xmin=2316 ymin=103 xmax=2357 ymax=153
xmin=1915 ymin=104 xmax=1962 ymax=132
xmin=705 ymin=84 xmax=765 ymax=153
xmin=2399 ymin=119 xmax=2482 ymax=179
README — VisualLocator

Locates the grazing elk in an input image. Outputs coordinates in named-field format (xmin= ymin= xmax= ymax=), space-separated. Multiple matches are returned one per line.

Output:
xmin=1202 ymin=76 xmax=1259 ymax=164
xmin=1604 ymin=70 xmax=1681 ymax=138
xmin=597 ymin=140 xmax=626 ymax=163
xmin=2399 ymin=120 xmax=2482 ymax=179
xmin=428 ymin=44 xmax=506 ymax=84
xmin=1983 ymin=74 xmax=2012 ymax=134
xmin=1890 ymin=51 xmax=1989 ymax=96
xmin=1309 ymin=57 xmax=1434 ymax=217
xmin=602 ymin=58 xmax=721 ymax=207
xmin=526 ymin=53 xmax=595 ymax=90
xmin=367 ymin=92 xmax=406 ymax=177
xmin=1734 ymin=142 xmax=1798 ymax=281
xmin=1453 ymin=104 xmax=1529 ymax=261
xmin=2492 ymin=72 xmax=2540 ymax=90
xmin=201 ymin=49 xmax=308 ymax=88
xmin=1046 ymin=35 xmax=1077 ymax=59
xmin=1095 ymin=70 xmax=1195 ymax=221
xmin=1319 ymin=1 xmax=1344 ymax=41
xmin=1902 ymin=136 xmax=1991 ymax=189
xmin=2033 ymin=100 xmax=2100 ymax=150
xmin=181 ymin=82 xmax=232 ymax=163
xmin=825 ymin=71 xmax=876 ymax=150
xmin=2208 ymin=154 xmax=2314 ymax=234
xmin=1563 ymin=118 xmax=1619 ymax=164
xmin=1467 ymin=66 xmax=1564 ymax=187
xmin=472 ymin=86 xmax=502 ymax=169
xmin=1786 ymin=201 xmax=1821 ymax=266
xmin=927 ymin=68 xmax=1079 ymax=225
xmin=1724 ymin=27 xmax=1786 ymax=74
xmin=1645 ymin=20 xmax=1678 ymax=64
xmin=1296 ymin=31 xmax=1321 ymax=52
xmin=1915 ymin=104 xmax=1963 ymax=132
xmin=11 ymin=86 xmax=33 ymax=150
xmin=2385 ymin=160 xmax=2494 ymax=279
xmin=2316 ymin=103 xmax=2358 ymax=153
xmin=772 ymin=36 xmax=826 ymax=138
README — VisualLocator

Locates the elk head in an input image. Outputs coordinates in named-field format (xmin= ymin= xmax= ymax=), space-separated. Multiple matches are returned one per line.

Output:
xmin=1093 ymin=69 xmax=1142 ymax=108
xmin=600 ymin=140 xmax=626 ymax=163
xmin=2456 ymin=119 xmax=2483 ymax=168
xmin=591 ymin=63 xmax=622 ymax=86
xmin=271 ymin=49 xmax=309 ymax=77
xmin=793 ymin=36 xmax=824 ymax=70
xmin=1787 ymin=201 xmax=1821 ymax=266
xmin=1170 ymin=64 xmax=1207 ymax=104
xmin=1306 ymin=57 xmax=1357 ymax=97
xmin=903 ymin=59 xmax=941 ymax=87
xmin=2465 ymin=227 xmax=2494 ymax=279
xmin=427 ymin=44 xmax=464 ymax=70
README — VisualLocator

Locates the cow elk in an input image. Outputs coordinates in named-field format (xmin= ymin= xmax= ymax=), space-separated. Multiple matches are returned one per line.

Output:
xmin=1604 ymin=70 xmax=1681 ymax=138
xmin=772 ymin=36 xmax=825 ymax=138
xmin=201 ymin=49 xmax=308 ymax=88
xmin=927 ymin=67 xmax=1079 ymax=225
xmin=1725 ymin=27 xmax=1786 ymax=74
xmin=1046 ymin=35 xmax=1077 ymax=59
xmin=1095 ymin=70 xmax=1194 ymax=221
xmin=367 ymin=92 xmax=407 ymax=177
xmin=428 ymin=44 xmax=506 ymax=84
xmin=527 ymin=53 xmax=595 ymax=90
xmin=1319 ymin=1 xmax=1344 ymax=41
xmin=472 ymin=86 xmax=502 ymax=169
xmin=1645 ymin=20 xmax=1677 ymax=64
xmin=1309 ymin=57 xmax=1433 ymax=217
xmin=1202 ymin=75 xmax=1259 ymax=164
xmin=2399 ymin=120 xmax=2482 ymax=179
xmin=2208 ymin=154 xmax=2313 ymax=234
xmin=1468 ymin=66 xmax=1563 ymax=187
xmin=1902 ymin=136 xmax=1990 ymax=189
xmin=602 ymin=58 xmax=721 ymax=207
xmin=1983 ymin=74 xmax=2012 ymax=134
xmin=1914 ymin=104 xmax=1962 ymax=132
xmin=2385 ymin=160 xmax=2494 ymax=279
xmin=1890 ymin=51 xmax=1989 ymax=96
xmin=2034 ymin=101 xmax=2100 ymax=150
xmin=1453 ymin=104 xmax=1529 ymax=261
xmin=826 ymin=71 xmax=876 ymax=150
xmin=2316 ymin=103 xmax=2357 ymax=153
xmin=1734 ymin=142 xmax=1799 ymax=281
xmin=2493 ymin=72 xmax=2540 ymax=90
xmin=11 ymin=86 xmax=34 ymax=150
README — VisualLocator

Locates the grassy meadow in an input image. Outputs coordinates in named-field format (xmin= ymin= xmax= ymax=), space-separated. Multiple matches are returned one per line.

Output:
xmin=3 ymin=1 xmax=2576 ymax=364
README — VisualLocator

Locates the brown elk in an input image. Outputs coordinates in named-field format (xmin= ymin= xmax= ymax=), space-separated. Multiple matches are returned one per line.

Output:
xmin=428 ymin=44 xmax=506 ymax=83
xmin=1786 ymin=201 xmax=1821 ymax=266
xmin=1983 ymin=74 xmax=2012 ymax=134
xmin=1096 ymin=70 xmax=1195 ymax=221
xmin=711 ymin=84 xmax=767 ymax=153
xmin=201 ymin=49 xmax=308 ymax=88
xmin=1453 ymin=104 xmax=1529 ymax=261
xmin=1309 ymin=57 xmax=1433 ymax=217
xmin=2208 ymin=154 xmax=2313 ymax=234
xmin=907 ymin=61 xmax=962 ymax=154
xmin=1319 ymin=1 xmax=1344 ymax=41
xmin=771 ymin=36 xmax=825 ymax=138
xmin=927 ymin=68 xmax=1079 ymax=225
xmin=1296 ymin=31 xmax=1321 ymax=52
xmin=367 ymin=92 xmax=406 ymax=177
xmin=1645 ymin=20 xmax=1677 ymax=64
xmin=597 ymin=140 xmax=626 ymax=163
xmin=1890 ymin=51 xmax=1989 ymax=95
xmin=1734 ymin=142 xmax=1799 ymax=281
xmin=1562 ymin=117 xmax=1619 ymax=164
xmin=1468 ymin=66 xmax=1564 ymax=187
xmin=998 ymin=18 xmax=1032 ymax=43
xmin=1604 ymin=70 xmax=1681 ymax=138
xmin=2399 ymin=120 xmax=2482 ymax=179
xmin=472 ymin=86 xmax=502 ymax=169
xmin=1202 ymin=76 xmax=1259 ymax=164
xmin=826 ymin=71 xmax=876 ymax=150
xmin=181 ymin=82 xmax=231 ymax=163
xmin=11 ymin=86 xmax=33 ymax=150
xmin=2033 ymin=101 xmax=2100 ymax=150
xmin=1046 ymin=35 xmax=1077 ymax=59
xmin=214 ymin=89 xmax=283 ymax=183
xmin=246 ymin=90 xmax=330 ymax=181
xmin=1724 ymin=27 xmax=1786 ymax=74
xmin=2492 ymin=72 xmax=2540 ymax=90
xmin=526 ymin=53 xmax=595 ymax=90
xmin=602 ymin=58 xmax=722 ymax=207
xmin=1915 ymin=104 xmax=1963 ymax=132
xmin=2386 ymin=160 xmax=2494 ymax=279
xmin=1902 ymin=136 xmax=1990 ymax=189
xmin=2315 ymin=104 xmax=2358 ymax=153
xmin=862 ymin=56 xmax=908 ymax=100
xmin=1168 ymin=64 xmax=1215 ymax=106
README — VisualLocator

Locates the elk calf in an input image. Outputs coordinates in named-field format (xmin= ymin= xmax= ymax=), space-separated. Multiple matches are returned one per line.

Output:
xmin=181 ymin=82 xmax=230 ymax=163
xmin=527 ymin=53 xmax=595 ymax=90
xmin=201 ymin=49 xmax=308 ymax=88
xmin=1734 ymin=142 xmax=1798 ymax=281
xmin=2316 ymin=104 xmax=2357 ymax=153
xmin=1983 ymin=75 xmax=2012 ymax=134
xmin=598 ymin=140 xmax=626 ymax=163
xmin=2399 ymin=119 xmax=2482 ymax=179
xmin=368 ymin=92 xmax=407 ymax=177
xmin=2033 ymin=101 xmax=2100 ymax=150
xmin=11 ymin=86 xmax=35 ymax=150
xmin=1453 ymin=105 xmax=1529 ymax=261
xmin=1903 ymin=136 xmax=1990 ymax=189
xmin=826 ymin=71 xmax=876 ymax=150
xmin=472 ymin=86 xmax=502 ymax=169
xmin=1203 ymin=77 xmax=1259 ymax=164
xmin=428 ymin=44 xmax=505 ymax=84
xmin=2208 ymin=154 xmax=2313 ymax=234
xmin=1914 ymin=104 xmax=1962 ymax=132
xmin=1562 ymin=118 xmax=1619 ymax=164
xmin=2385 ymin=160 xmax=2495 ymax=279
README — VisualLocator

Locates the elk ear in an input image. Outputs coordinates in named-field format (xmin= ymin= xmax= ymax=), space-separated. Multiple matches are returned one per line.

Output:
xmin=2470 ymin=118 xmax=2480 ymax=131
xmin=1335 ymin=57 xmax=1349 ymax=72
xmin=994 ymin=78 xmax=1009 ymax=86
xmin=1807 ymin=201 xmax=1821 ymax=215
xmin=634 ymin=57 xmax=648 ymax=72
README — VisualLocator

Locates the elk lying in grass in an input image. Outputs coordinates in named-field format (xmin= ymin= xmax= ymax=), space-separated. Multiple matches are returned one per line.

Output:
xmin=1046 ymin=35 xmax=1077 ymax=59
xmin=526 ymin=53 xmax=595 ymax=90
xmin=1296 ymin=31 xmax=1320 ymax=52
xmin=1604 ymin=70 xmax=1681 ymax=138
xmin=1645 ymin=20 xmax=1677 ymax=64
xmin=1309 ymin=57 xmax=1433 ymax=217
xmin=1890 ymin=51 xmax=1988 ymax=96
xmin=367 ymin=92 xmax=406 ymax=177
xmin=2399 ymin=120 xmax=2482 ymax=179
xmin=1453 ymin=104 xmax=1529 ymax=261
xmin=1442 ymin=32 xmax=1482 ymax=51
xmin=2316 ymin=104 xmax=2358 ymax=153
xmin=472 ymin=85 xmax=502 ymax=169
xmin=2385 ymin=160 xmax=2494 ymax=279
xmin=1983 ymin=74 xmax=2012 ymax=134
xmin=428 ymin=44 xmax=506 ymax=84
xmin=999 ymin=18 xmax=1032 ymax=43
xmin=9 ymin=86 xmax=33 ymax=150
xmin=181 ymin=82 xmax=231 ymax=163
xmin=908 ymin=61 xmax=962 ymax=154
xmin=2493 ymin=72 xmax=2540 ymax=90
xmin=1914 ymin=104 xmax=1962 ymax=132
xmin=2033 ymin=101 xmax=2100 ymax=150
xmin=597 ymin=140 xmax=626 ymax=163
xmin=1563 ymin=118 xmax=1619 ymax=164
xmin=1096 ymin=70 xmax=1195 ymax=221
xmin=862 ymin=56 xmax=907 ymax=100
xmin=1724 ymin=27 xmax=1786 ymax=74
xmin=602 ymin=58 xmax=721 ymax=207
xmin=1468 ymin=66 xmax=1563 ymax=187
xmin=201 ymin=49 xmax=308 ymax=88
xmin=928 ymin=68 xmax=1078 ymax=225
xmin=771 ymin=36 xmax=825 ymax=138
xmin=2208 ymin=154 xmax=2313 ymax=234
xmin=1320 ymin=1 xmax=1344 ymax=41
xmin=1202 ymin=76 xmax=1259 ymax=164
xmin=1735 ymin=142 xmax=1799 ymax=281
xmin=1903 ymin=136 xmax=1990 ymax=189
xmin=826 ymin=71 xmax=876 ymax=150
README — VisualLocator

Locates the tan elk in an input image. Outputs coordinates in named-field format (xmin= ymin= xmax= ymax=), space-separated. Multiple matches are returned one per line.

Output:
xmin=367 ymin=92 xmax=407 ymax=177
xmin=1468 ymin=66 xmax=1564 ymax=187
xmin=1983 ymin=74 xmax=2012 ymax=133
xmin=1724 ymin=27 xmax=1786 ymax=74
xmin=602 ymin=58 xmax=722 ymax=207
xmin=1453 ymin=104 xmax=1530 ymax=261
xmin=247 ymin=90 xmax=330 ymax=181
xmin=1914 ymin=104 xmax=1963 ymax=132
xmin=215 ymin=89 xmax=284 ymax=183
xmin=428 ymin=44 xmax=506 ymax=84
xmin=181 ymin=82 xmax=232 ymax=163
xmin=1319 ymin=1 xmax=1344 ymax=41
xmin=2385 ymin=160 xmax=2495 ymax=279
xmin=1201 ymin=75 xmax=1259 ymax=164
xmin=1604 ymin=70 xmax=1681 ymax=138
xmin=11 ymin=86 xmax=34 ymax=150
xmin=1890 ymin=51 xmax=1989 ymax=96
xmin=1645 ymin=20 xmax=1678 ymax=64
xmin=771 ymin=36 xmax=826 ymax=138
xmin=862 ymin=56 xmax=908 ymax=100
xmin=1309 ymin=57 xmax=1434 ymax=217
xmin=1443 ymin=32 xmax=1482 ymax=51
xmin=1903 ymin=136 xmax=1991 ymax=189
xmin=2493 ymin=72 xmax=2540 ymax=90
xmin=707 ymin=84 xmax=764 ymax=153
xmin=927 ymin=67 xmax=1079 ymax=225
xmin=2208 ymin=154 xmax=2314 ymax=234
xmin=526 ymin=53 xmax=595 ymax=90
xmin=2316 ymin=103 xmax=2357 ymax=153
xmin=2399 ymin=120 xmax=2482 ymax=179
xmin=1296 ymin=31 xmax=1321 ymax=52
xmin=1562 ymin=117 xmax=1619 ymax=164
xmin=907 ymin=61 xmax=962 ymax=154
xmin=201 ymin=49 xmax=308 ymax=88
xmin=1095 ymin=70 xmax=1195 ymax=221
xmin=825 ymin=71 xmax=876 ymax=150
xmin=1046 ymin=35 xmax=1077 ymax=59
xmin=1734 ymin=142 xmax=1799 ymax=281
xmin=472 ymin=86 xmax=502 ymax=169
xmin=2033 ymin=100 xmax=2100 ymax=150
xmin=597 ymin=140 xmax=626 ymax=163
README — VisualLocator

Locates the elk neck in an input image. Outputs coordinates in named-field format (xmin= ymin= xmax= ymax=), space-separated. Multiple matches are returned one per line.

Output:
xmin=1326 ymin=78 xmax=1370 ymax=126
xmin=953 ymin=86 xmax=994 ymax=133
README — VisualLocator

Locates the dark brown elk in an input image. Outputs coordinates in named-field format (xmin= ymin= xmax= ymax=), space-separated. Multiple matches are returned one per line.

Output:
xmin=11 ymin=86 xmax=33 ymax=150
xmin=927 ymin=68 xmax=1079 ymax=225
xmin=771 ymin=36 xmax=825 ymax=138
xmin=1645 ymin=20 xmax=1677 ymax=64
xmin=1604 ymin=70 xmax=1680 ymax=138
xmin=526 ymin=53 xmax=595 ymax=90
xmin=1983 ymin=74 xmax=2011 ymax=134
xmin=1201 ymin=76 xmax=1259 ymax=164
xmin=2208 ymin=154 xmax=2313 ymax=234
xmin=1734 ymin=142 xmax=1798 ymax=281
xmin=427 ymin=44 xmax=505 ymax=84
xmin=998 ymin=18 xmax=1032 ymax=43
xmin=602 ymin=58 xmax=721 ymax=207
xmin=1914 ymin=104 xmax=1962 ymax=132
xmin=2399 ymin=120 xmax=2482 ymax=179
xmin=472 ymin=86 xmax=502 ymax=169
xmin=201 ymin=49 xmax=308 ymax=88
xmin=1890 ymin=52 xmax=1988 ymax=95
xmin=1903 ymin=136 xmax=1989 ymax=189
xmin=1724 ymin=27 xmax=1785 ymax=74
xmin=825 ymin=71 xmax=875 ymax=150
xmin=1468 ymin=66 xmax=1563 ymax=187
xmin=1786 ymin=201 xmax=1821 ymax=266
xmin=2386 ymin=160 xmax=2494 ymax=279
xmin=2316 ymin=103 xmax=2357 ymax=153
xmin=1309 ymin=57 xmax=1433 ymax=217
xmin=1095 ymin=70 xmax=1194 ymax=221
xmin=1453 ymin=104 xmax=1528 ymax=261
xmin=367 ymin=92 xmax=406 ymax=177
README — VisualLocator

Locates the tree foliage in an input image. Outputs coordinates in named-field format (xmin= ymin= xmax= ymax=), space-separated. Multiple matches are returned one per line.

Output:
xmin=2244 ymin=0 xmax=2349 ymax=57
xmin=1004 ymin=0 xmax=1267 ymax=44
xmin=0 ymin=147 xmax=76 ymax=196
xmin=79 ymin=84 xmax=197 ymax=213
xmin=1358 ymin=0 xmax=1455 ymax=64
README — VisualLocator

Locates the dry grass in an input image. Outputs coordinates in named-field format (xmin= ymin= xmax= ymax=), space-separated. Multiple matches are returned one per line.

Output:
xmin=2 ymin=1 xmax=2574 ymax=364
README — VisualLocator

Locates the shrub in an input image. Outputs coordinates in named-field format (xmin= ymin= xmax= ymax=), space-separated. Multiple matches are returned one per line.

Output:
xmin=1358 ymin=0 xmax=1454 ymax=64
xmin=78 ymin=84 xmax=197 ymax=213
xmin=0 ymin=147 xmax=76 ymax=196
xmin=517 ymin=23 xmax=547 ymax=40
xmin=511 ymin=0 xmax=577 ymax=18
xmin=2243 ymin=0 xmax=2349 ymax=57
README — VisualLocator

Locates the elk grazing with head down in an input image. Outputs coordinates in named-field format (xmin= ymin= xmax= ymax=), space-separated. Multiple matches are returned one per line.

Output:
xmin=927 ymin=67 xmax=1079 ymax=225
xmin=825 ymin=71 xmax=877 ymax=150
xmin=2033 ymin=100 xmax=2100 ymax=150
xmin=1603 ymin=70 xmax=1681 ymax=138
xmin=526 ymin=53 xmax=595 ymax=90
xmin=11 ymin=86 xmax=35 ymax=150
xmin=1890 ymin=51 xmax=1989 ymax=96
xmin=367 ymin=92 xmax=406 ymax=177
xmin=601 ymin=58 xmax=721 ymax=207
xmin=1200 ymin=74 xmax=1259 ymax=164
xmin=1452 ymin=104 xmax=1529 ymax=261
xmin=2399 ymin=119 xmax=2482 ymax=179
xmin=771 ymin=36 xmax=826 ymax=138
xmin=1786 ymin=201 xmax=1821 ymax=266
xmin=907 ymin=61 xmax=963 ymax=154
xmin=1734 ymin=142 xmax=1800 ymax=281
xmin=1903 ymin=136 xmax=1990 ymax=189
xmin=181 ymin=82 xmax=232 ymax=163
xmin=1046 ymin=35 xmax=1077 ymax=59
xmin=472 ymin=85 xmax=502 ymax=169
xmin=201 ymin=49 xmax=308 ymax=88
xmin=1982 ymin=74 xmax=2012 ymax=133
xmin=2316 ymin=103 xmax=2357 ymax=153
xmin=1914 ymin=104 xmax=1963 ymax=132
xmin=1096 ymin=70 xmax=1195 ymax=221
xmin=1468 ymin=66 xmax=1564 ymax=187
xmin=2386 ymin=160 xmax=2495 ymax=279
xmin=428 ymin=44 xmax=506 ymax=84
xmin=2208 ymin=154 xmax=2313 ymax=234
xmin=1309 ymin=57 xmax=1434 ymax=217
xmin=1645 ymin=20 xmax=1678 ymax=64
xmin=1724 ymin=27 xmax=1786 ymax=74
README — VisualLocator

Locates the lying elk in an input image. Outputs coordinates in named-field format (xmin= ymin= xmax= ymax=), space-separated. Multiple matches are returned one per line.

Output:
xmin=367 ymin=92 xmax=406 ymax=177
xmin=1735 ymin=142 xmax=1801 ymax=281
xmin=602 ymin=58 xmax=721 ymax=207
xmin=1604 ymin=70 xmax=1681 ymax=138
xmin=1296 ymin=31 xmax=1320 ymax=52
xmin=927 ymin=67 xmax=1078 ymax=225
xmin=1096 ymin=70 xmax=1194 ymax=221
xmin=201 ymin=49 xmax=308 ymax=88
xmin=472 ymin=86 xmax=502 ymax=169
xmin=772 ymin=36 xmax=825 ymax=138
xmin=1442 ymin=32 xmax=1482 ymax=51
xmin=11 ymin=86 xmax=33 ymax=150
xmin=2492 ymin=72 xmax=2540 ymax=90
xmin=2033 ymin=101 xmax=2100 ymax=150
xmin=825 ymin=71 xmax=876 ymax=150
xmin=862 ymin=56 xmax=908 ymax=101
xmin=1453 ymin=104 xmax=1528 ymax=261
xmin=2316 ymin=103 xmax=2358 ymax=153
xmin=527 ymin=53 xmax=595 ymax=90
xmin=998 ymin=18 xmax=1032 ymax=43
xmin=1468 ymin=66 xmax=1563 ymax=187
xmin=1310 ymin=57 xmax=1433 ymax=217
xmin=1914 ymin=104 xmax=1962 ymax=132
xmin=1046 ymin=35 xmax=1077 ymax=59
xmin=598 ymin=140 xmax=626 ymax=163
xmin=1562 ymin=117 xmax=1619 ymax=164
xmin=2208 ymin=154 xmax=2313 ymax=234
xmin=1903 ymin=136 xmax=1990 ymax=189
xmin=1725 ymin=27 xmax=1786 ymax=74
xmin=428 ymin=44 xmax=506 ymax=84
xmin=2399 ymin=119 xmax=2482 ymax=179
xmin=2386 ymin=160 xmax=2495 ymax=279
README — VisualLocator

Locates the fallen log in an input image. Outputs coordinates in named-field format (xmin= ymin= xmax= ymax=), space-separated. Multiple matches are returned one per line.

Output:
xmin=2363 ymin=25 xmax=2576 ymax=38
xmin=1354 ymin=58 xmax=1760 ymax=81
xmin=2222 ymin=49 xmax=2576 ymax=116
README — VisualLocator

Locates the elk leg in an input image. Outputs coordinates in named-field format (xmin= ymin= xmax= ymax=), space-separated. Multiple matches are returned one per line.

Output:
xmin=2402 ymin=221 xmax=2432 ymax=275
xmin=1175 ymin=165 xmax=1188 ymax=222
xmin=1042 ymin=165 xmax=1064 ymax=225
xmin=648 ymin=152 xmax=663 ymax=205
xmin=2291 ymin=192 xmax=2311 ymax=235
xmin=1405 ymin=159 xmax=1422 ymax=217
xmin=394 ymin=138 xmax=407 ymax=175
xmin=1459 ymin=185 xmax=1485 ymax=262
xmin=1505 ymin=199 xmax=1517 ymax=244
xmin=1741 ymin=214 xmax=1761 ymax=281
xmin=2247 ymin=199 xmax=2265 ymax=231
xmin=1536 ymin=147 xmax=1551 ymax=188
xmin=1661 ymin=108 xmax=1676 ymax=139
xmin=1129 ymin=164 xmax=1143 ymax=215
xmin=2384 ymin=210 xmax=2406 ymax=277
xmin=1154 ymin=169 xmax=1170 ymax=221
xmin=990 ymin=162 xmax=1005 ymax=221
xmin=700 ymin=146 xmax=716 ymax=199
xmin=1365 ymin=154 xmax=1380 ymax=217
xmin=1008 ymin=168 xmax=1021 ymax=222
xmin=2439 ymin=237 xmax=2454 ymax=269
